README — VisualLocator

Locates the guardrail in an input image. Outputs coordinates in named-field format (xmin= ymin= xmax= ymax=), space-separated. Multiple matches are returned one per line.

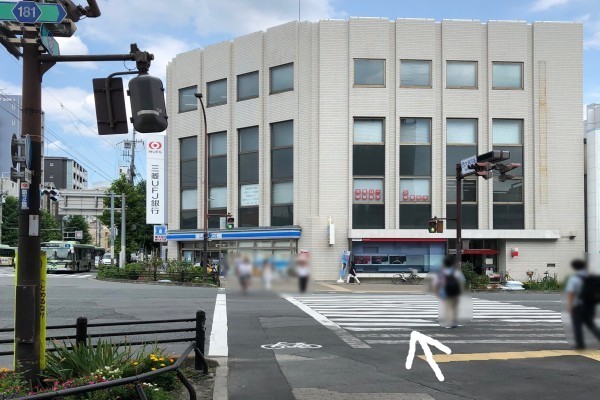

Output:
xmin=0 ymin=310 xmax=209 ymax=374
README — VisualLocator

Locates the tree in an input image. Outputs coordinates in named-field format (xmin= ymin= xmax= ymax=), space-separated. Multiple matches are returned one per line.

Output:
xmin=63 ymin=215 xmax=93 ymax=244
xmin=99 ymin=175 xmax=155 ymax=258
xmin=1 ymin=196 xmax=61 ymax=246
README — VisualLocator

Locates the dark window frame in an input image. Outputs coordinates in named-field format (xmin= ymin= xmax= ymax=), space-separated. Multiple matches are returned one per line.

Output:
xmin=492 ymin=61 xmax=524 ymax=90
xmin=237 ymin=71 xmax=259 ymax=101
xmin=271 ymin=120 xmax=294 ymax=226
xmin=178 ymin=86 xmax=198 ymax=113
xmin=353 ymin=58 xmax=386 ymax=87
xmin=208 ymin=132 xmax=227 ymax=211
xmin=180 ymin=136 xmax=198 ymax=229
xmin=269 ymin=63 xmax=294 ymax=95
xmin=238 ymin=126 xmax=259 ymax=224
xmin=446 ymin=60 xmax=478 ymax=89
xmin=206 ymin=78 xmax=227 ymax=107
xmin=399 ymin=59 xmax=432 ymax=88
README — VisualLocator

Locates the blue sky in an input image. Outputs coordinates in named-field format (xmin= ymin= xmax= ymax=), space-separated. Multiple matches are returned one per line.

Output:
xmin=0 ymin=0 xmax=599 ymax=187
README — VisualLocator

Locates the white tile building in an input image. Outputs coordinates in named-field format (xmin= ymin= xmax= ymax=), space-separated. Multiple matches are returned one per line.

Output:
xmin=165 ymin=18 xmax=584 ymax=281
xmin=586 ymin=103 xmax=600 ymax=273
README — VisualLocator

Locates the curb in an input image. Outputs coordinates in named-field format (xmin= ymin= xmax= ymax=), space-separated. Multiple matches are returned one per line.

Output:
xmin=210 ymin=356 xmax=228 ymax=400
xmin=95 ymin=276 xmax=217 ymax=288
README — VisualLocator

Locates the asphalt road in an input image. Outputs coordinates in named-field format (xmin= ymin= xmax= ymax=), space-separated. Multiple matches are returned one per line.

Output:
xmin=1 ymin=272 xmax=599 ymax=399
xmin=0 ymin=270 xmax=218 ymax=368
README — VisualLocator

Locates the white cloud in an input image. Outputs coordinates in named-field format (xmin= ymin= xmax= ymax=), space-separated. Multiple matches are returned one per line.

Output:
xmin=54 ymin=36 xmax=97 ymax=69
xmin=531 ymin=0 xmax=574 ymax=11
xmin=47 ymin=140 xmax=64 ymax=152
xmin=139 ymin=36 xmax=195 ymax=81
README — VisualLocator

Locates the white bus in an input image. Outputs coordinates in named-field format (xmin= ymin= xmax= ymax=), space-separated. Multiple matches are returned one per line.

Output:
xmin=0 ymin=245 xmax=16 ymax=268
xmin=42 ymin=241 xmax=95 ymax=272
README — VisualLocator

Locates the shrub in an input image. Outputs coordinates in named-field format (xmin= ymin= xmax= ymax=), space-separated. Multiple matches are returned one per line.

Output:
xmin=0 ymin=369 xmax=28 ymax=399
xmin=97 ymin=265 xmax=124 ymax=279
xmin=461 ymin=262 xmax=490 ymax=289
xmin=123 ymin=263 xmax=144 ymax=280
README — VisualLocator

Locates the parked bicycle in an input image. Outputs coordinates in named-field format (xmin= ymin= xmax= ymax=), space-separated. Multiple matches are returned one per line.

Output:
xmin=392 ymin=269 xmax=422 ymax=285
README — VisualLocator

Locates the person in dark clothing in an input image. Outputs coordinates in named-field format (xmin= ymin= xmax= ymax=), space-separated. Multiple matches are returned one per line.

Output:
xmin=565 ymin=259 xmax=600 ymax=349
xmin=346 ymin=261 xmax=360 ymax=284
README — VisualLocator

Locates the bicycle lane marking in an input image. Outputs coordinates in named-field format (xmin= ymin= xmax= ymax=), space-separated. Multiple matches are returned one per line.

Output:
xmin=208 ymin=293 xmax=228 ymax=357
xmin=285 ymin=296 xmax=371 ymax=349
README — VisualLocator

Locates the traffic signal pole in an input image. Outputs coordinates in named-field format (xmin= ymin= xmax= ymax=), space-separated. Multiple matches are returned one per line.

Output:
xmin=455 ymin=164 xmax=463 ymax=267
xmin=15 ymin=25 xmax=44 ymax=380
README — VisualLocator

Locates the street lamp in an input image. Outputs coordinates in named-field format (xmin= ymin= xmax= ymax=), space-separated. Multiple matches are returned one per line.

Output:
xmin=194 ymin=92 xmax=209 ymax=269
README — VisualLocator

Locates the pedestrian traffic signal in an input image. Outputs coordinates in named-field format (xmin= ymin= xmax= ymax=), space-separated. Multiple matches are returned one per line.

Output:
xmin=226 ymin=215 xmax=234 ymax=230
xmin=436 ymin=220 xmax=444 ymax=233
xmin=128 ymin=74 xmax=168 ymax=133
xmin=42 ymin=188 xmax=60 ymax=202
xmin=428 ymin=219 xmax=437 ymax=233
xmin=475 ymin=162 xmax=494 ymax=180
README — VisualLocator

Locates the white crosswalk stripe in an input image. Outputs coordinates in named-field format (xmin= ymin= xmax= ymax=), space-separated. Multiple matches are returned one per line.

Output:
xmin=288 ymin=294 xmax=567 ymax=345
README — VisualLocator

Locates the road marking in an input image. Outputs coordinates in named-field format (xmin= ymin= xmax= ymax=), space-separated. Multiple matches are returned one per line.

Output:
xmin=406 ymin=331 xmax=451 ymax=382
xmin=317 ymin=283 xmax=352 ymax=292
xmin=421 ymin=349 xmax=600 ymax=363
xmin=208 ymin=293 xmax=228 ymax=357
xmin=285 ymin=296 xmax=370 ymax=349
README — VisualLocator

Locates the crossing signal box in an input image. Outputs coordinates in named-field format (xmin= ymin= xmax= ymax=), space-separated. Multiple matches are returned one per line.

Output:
xmin=475 ymin=162 xmax=494 ymax=180
xmin=428 ymin=220 xmax=437 ymax=233
xmin=436 ymin=220 xmax=444 ymax=233
xmin=226 ymin=215 xmax=235 ymax=230
xmin=128 ymin=74 xmax=168 ymax=133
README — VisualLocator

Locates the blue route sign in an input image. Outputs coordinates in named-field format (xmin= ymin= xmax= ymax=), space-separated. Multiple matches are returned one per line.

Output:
xmin=12 ymin=1 xmax=41 ymax=23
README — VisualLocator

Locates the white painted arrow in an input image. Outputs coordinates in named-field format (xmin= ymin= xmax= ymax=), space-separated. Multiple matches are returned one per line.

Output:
xmin=405 ymin=330 xmax=452 ymax=382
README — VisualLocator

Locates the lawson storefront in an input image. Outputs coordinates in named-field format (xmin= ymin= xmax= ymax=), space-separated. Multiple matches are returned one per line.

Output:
xmin=166 ymin=227 xmax=302 ymax=267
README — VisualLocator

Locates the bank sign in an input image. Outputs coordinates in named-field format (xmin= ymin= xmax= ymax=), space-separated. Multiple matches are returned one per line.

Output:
xmin=146 ymin=134 xmax=166 ymax=224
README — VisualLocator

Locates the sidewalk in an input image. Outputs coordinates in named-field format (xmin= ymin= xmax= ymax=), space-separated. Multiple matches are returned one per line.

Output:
xmin=312 ymin=281 xmax=428 ymax=294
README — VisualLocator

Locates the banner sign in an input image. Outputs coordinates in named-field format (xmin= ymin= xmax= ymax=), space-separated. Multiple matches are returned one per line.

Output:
xmin=146 ymin=134 xmax=166 ymax=224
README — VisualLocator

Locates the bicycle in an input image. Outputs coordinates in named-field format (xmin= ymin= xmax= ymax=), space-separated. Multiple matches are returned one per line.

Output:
xmin=503 ymin=269 xmax=513 ymax=282
xmin=210 ymin=266 xmax=221 ymax=288
xmin=392 ymin=269 xmax=422 ymax=285
xmin=261 ymin=342 xmax=322 ymax=350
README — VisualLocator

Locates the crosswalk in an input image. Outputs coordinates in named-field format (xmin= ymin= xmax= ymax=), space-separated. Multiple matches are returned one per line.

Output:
xmin=287 ymin=294 xmax=567 ymax=346
xmin=0 ymin=270 xmax=95 ymax=279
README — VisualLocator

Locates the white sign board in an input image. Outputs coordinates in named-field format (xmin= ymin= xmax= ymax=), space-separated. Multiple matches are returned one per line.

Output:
xmin=460 ymin=155 xmax=477 ymax=176
xmin=75 ymin=231 xmax=83 ymax=240
xmin=240 ymin=184 xmax=259 ymax=207
xmin=146 ymin=134 xmax=166 ymax=224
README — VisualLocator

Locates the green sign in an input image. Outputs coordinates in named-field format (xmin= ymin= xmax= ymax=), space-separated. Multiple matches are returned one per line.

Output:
xmin=40 ymin=24 xmax=59 ymax=55
xmin=0 ymin=1 xmax=67 ymax=24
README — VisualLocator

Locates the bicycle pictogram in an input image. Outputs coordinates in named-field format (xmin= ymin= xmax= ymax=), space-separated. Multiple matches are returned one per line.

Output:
xmin=261 ymin=342 xmax=322 ymax=350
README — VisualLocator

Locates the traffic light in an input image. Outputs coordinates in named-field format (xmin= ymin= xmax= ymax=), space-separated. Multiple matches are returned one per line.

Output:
xmin=428 ymin=219 xmax=437 ymax=233
xmin=476 ymin=150 xmax=510 ymax=163
xmin=496 ymin=163 xmax=521 ymax=182
xmin=475 ymin=162 xmax=494 ymax=180
xmin=226 ymin=215 xmax=235 ymax=230
xmin=42 ymin=188 xmax=60 ymax=202
xmin=128 ymin=74 xmax=168 ymax=133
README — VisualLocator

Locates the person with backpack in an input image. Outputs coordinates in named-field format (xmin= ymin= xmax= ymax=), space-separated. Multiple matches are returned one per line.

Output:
xmin=565 ymin=259 xmax=600 ymax=349
xmin=346 ymin=261 xmax=360 ymax=285
xmin=434 ymin=254 xmax=465 ymax=328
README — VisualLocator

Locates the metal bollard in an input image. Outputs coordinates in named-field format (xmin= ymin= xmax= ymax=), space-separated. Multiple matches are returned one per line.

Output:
xmin=75 ymin=316 xmax=88 ymax=347
xmin=195 ymin=310 xmax=206 ymax=371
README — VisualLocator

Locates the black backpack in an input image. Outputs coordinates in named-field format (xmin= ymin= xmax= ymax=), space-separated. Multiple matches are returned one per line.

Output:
xmin=580 ymin=275 xmax=600 ymax=305
xmin=444 ymin=272 xmax=462 ymax=298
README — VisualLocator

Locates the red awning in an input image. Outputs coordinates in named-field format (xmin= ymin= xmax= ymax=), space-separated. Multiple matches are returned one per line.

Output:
xmin=462 ymin=249 xmax=500 ymax=255
xmin=360 ymin=238 xmax=447 ymax=243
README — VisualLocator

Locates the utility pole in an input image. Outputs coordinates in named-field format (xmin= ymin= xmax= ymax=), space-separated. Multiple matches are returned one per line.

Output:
xmin=0 ymin=175 xmax=6 ymax=244
xmin=110 ymin=191 xmax=115 ymax=264
xmin=120 ymin=193 xmax=126 ymax=268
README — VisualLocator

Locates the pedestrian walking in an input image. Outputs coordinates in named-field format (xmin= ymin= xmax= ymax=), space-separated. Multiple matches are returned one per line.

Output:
xmin=237 ymin=255 xmax=253 ymax=294
xmin=434 ymin=254 xmax=465 ymax=328
xmin=565 ymin=259 xmax=600 ymax=349
xmin=296 ymin=255 xmax=310 ymax=293
xmin=346 ymin=261 xmax=360 ymax=285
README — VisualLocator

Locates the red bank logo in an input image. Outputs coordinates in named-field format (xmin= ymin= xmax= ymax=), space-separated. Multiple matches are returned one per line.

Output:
xmin=148 ymin=141 xmax=162 ymax=150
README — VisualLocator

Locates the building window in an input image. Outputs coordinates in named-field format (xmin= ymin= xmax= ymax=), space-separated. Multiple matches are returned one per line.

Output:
xmin=239 ymin=126 xmax=259 ymax=227
xmin=180 ymin=136 xmax=198 ymax=229
xmin=400 ymin=60 xmax=431 ymax=88
xmin=178 ymin=86 xmax=197 ymax=113
xmin=270 ymin=63 xmax=294 ymax=94
xmin=493 ymin=119 xmax=524 ymax=229
xmin=207 ymin=79 xmax=227 ymax=107
xmin=237 ymin=71 xmax=259 ymax=101
xmin=353 ymin=178 xmax=384 ymax=229
xmin=446 ymin=61 xmax=477 ymax=89
xmin=446 ymin=118 xmax=478 ymax=229
xmin=208 ymin=132 xmax=227 ymax=228
xmin=399 ymin=118 xmax=431 ymax=229
xmin=354 ymin=119 xmax=385 ymax=176
xmin=271 ymin=120 xmax=293 ymax=226
xmin=492 ymin=62 xmax=523 ymax=90
xmin=49 ymin=162 xmax=54 ymax=167
xmin=352 ymin=119 xmax=385 ymax=229
xmin=354 ymin=59 xmax=385 ymax=86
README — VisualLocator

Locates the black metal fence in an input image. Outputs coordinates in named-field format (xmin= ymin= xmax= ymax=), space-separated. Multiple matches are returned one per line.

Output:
xmin=1 ymin=311 xmax=210 ymax=399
